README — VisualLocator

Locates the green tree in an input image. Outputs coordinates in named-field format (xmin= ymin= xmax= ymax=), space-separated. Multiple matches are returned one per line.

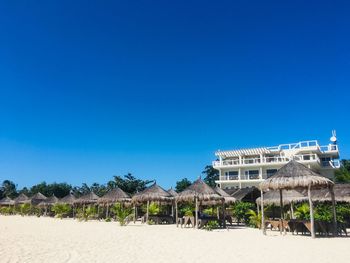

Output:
xmin=232 ymin=202 xmax=255 ymax=224
xmin=335 ymin=160 xmax=350 ymax=183
xmin=0 ymin=180 xmax=17 ymax=199
xmin=202 ymin=165 xmax=219 ymax=187
xmin=51 ymin=204 xmax=72 ymax=219
xmin=113 ymin=173 xmax=153 ymax=195
xmin=175 ymin=178 xmax=191 ymax=192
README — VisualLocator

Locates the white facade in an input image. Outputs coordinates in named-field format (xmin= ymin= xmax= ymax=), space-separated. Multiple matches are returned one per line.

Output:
xmin=214 ymin=138 xmax=340 ymax=190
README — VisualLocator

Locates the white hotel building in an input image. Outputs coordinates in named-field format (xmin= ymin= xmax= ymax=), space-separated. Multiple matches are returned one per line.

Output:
xmin=214 ymin=135 xmax=340 ymax=190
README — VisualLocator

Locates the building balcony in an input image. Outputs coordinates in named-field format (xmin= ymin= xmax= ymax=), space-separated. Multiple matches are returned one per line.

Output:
xmin=213 ymin=154 xmax=321 ymax=168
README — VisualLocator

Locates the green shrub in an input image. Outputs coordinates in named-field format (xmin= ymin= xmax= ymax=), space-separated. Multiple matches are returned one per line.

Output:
xmin=203 ymin=220 xmax=219 ymax=231
xmin=203 ymin=207 xmax=217 ymax=217
xmin=180 ymin=204 xmax=194 ymax=217
xmin=0 ymin=207 xmax=12 ymax=215
xmin=111 ymin=203 xmax=133 ymax=226
xmin=51 ymin=204 xmax=72 ymax=219
xmin=231 ymin=202 xmax=255 ymax=224
xmin=20 ymin=203 xmax=31 ymax=216
xmin=246 ymin=209 xmax=265 ymax=228
xmin=76 ymin=205 xmax=97 ymax=221
xmin=294 ymin=203 xmax=310 ymax=220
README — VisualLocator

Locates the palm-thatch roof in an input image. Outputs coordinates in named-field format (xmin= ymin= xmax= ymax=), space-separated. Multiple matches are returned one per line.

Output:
xmin=167 ymin=188 xmax=178 ymax=197
xmin=0 ymin=196 xmax=15 ymax=205
xmin=176 ymin=178 xmax=224 ymax=203
xmin=300 ymin=184 xmax=350 ymax=203
xmin=74 ymin=192 xmax=100 ymax=204
xmin=231 ymin=187 xmax=261 ymax=202
xmin=260 ymin=160 xmax=333 ymax=191
xmin=132 ymin=183 xmax=174 ymax=204
xmin=38 ymin=195 xmax=59 ymax=207
xmin=59 ymin=193 xmax=76 ymax=205
xmin=98 ymin=188 xmax=131 ymax=204
xmin=256 ymin=189 xmax=307 ymax=206
xmin=214 ymin=186 xmax=236 ymax=204
xmin=30 ymin=192 xmax=47 ymax=205
xmin=14 ymin=193 xmax=30 ymax=204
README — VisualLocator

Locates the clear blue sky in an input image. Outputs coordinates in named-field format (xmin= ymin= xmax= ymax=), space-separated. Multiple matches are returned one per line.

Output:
xmin=0 ymin=0 xmax=349 ymax=189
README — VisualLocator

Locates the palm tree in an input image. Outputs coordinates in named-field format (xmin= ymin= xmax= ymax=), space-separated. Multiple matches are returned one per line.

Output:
xmin=294 ymin=203 xmax=310 ymax=220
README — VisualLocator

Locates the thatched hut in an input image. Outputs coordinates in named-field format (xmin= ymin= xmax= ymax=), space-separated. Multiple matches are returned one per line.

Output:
xmin=230 ymin=187 xmax=261 ymax=202
xmin=0 ymin=196 xmax=15 ymax=206
xmin=215 ymin=186 xmax=236 ymax=204
xmin=176 ymin=178 xmax=224 ymax=228
xmin=259 ymin=160 xmax=335 ymax=238
xmin=132 ymin=183 xmax=173 ymax=222
xmin=14 ymin=193 xmax=30 ymax=205
xmin=98 ymin=188 xmax=131 ymax=218
xmin=30 ymin=192 xmax=47 ymax=206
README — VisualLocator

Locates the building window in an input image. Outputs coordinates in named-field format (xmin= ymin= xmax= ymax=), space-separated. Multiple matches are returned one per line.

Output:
xmin=266 ymin=169 xmax=278 ymax=178
xmin=244 ymin=170 xmax=259 ymax=179
xmin=225 ymin=171 xmax=238 ymax=180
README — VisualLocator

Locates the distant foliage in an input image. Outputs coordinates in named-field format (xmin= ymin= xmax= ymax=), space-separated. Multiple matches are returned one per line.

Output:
xmin=294 ymin=203 xmax=310 ymax=220
xmin=202 ymin=165 xmax=219 ymax=188
xmin=335 ymin=160 xmax=350 ymax=183
xmin=175 ymin=178 xmax=192 ymax=193
xmin=110 ymin=173 xmax=153 ymax=195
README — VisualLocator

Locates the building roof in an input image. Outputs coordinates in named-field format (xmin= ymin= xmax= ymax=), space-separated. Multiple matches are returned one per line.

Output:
xmin=215 ymin=147 xmax=272 ymax=158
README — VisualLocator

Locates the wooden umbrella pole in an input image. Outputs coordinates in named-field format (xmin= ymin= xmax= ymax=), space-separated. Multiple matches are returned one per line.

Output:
xmin=279 ymin=189 xmax=284 ymax=235
xmin=290 ymin=202 xmax=294 ymax=219
xmin=133 ymin=205 xmax=136 ymax=223
xmin=146 ymin=200 xmax=150 ymax=223
xmin=175 ymin=201 xmax=178 ymax=227
xmin=222 ymin=201 xmax=226 ymax=228
xmin=308 ymin=184 xmax=315 ymax=238
xmin=329 ymin=185 xmax=338 ymax=237
xmin=195 ymin=196 xmax=198 ymax=229
xmin=106 ymin=203 xmax=109 ymax=218
xmin=260 ymin=189 xmax=265 ymax=235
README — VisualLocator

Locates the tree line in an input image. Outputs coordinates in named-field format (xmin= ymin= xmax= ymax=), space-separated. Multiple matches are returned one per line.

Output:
xmin=1 ymin=160 xmax=349 ymax=200
xmin=0 ymin=165 xmax=219 ymax=200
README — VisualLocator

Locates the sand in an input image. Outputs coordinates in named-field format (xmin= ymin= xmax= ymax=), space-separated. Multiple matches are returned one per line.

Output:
xmin=0 ymin=216 xmax=349 ymax=263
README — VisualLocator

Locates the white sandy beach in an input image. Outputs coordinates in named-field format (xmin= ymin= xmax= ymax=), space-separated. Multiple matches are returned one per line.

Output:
xmin=0 ymin=216 xmax=349 ymax=263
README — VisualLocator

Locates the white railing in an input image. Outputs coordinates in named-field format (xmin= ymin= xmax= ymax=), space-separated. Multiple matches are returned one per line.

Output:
xmin=267 ymin=140 xmax=319 ymax=151
xmin=213 ymin=153 xmax=319 ymax=168
xmin=319 ymin=144 xmax=338 ymax=152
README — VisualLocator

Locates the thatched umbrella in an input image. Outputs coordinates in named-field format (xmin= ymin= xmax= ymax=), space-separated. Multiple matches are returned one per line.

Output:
xmin=14 ymin=193 xmax=30 ymax=205
xmin=132 ymin=183 xmax=173 ymax=223
xmin=38 ymin=195 xmax=59 ymax=215
xmin=98 ymin=188 xmax=131 ymax=218
xmin=259 ymin=160 xmax=335 ymax=238
xmin=167 ymin=188 xmax=178 ymax=197
xmin=176 ymin=178 xmax=224 ymax=228
xmin=303 ymin=184 xmax=350 ymax=203
xmin=167 ymin=188 xmax=179 ymax=218
xmin=0 ymin=196 xmax=15 ymax=206
xmin=59 ymin=193 xmax=76 ymax=205
xmin=74 ymin=192 xmax=99 ymax=204
xmin=256 ymin=190 xmax=307 ymax=218
xmin=30 ymin=192 xmax=47 ymax=206
xmin=58 ymin=193 xmax=77 ymax=217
